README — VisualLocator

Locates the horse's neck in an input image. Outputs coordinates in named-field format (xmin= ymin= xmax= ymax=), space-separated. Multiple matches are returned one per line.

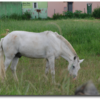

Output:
xmin=60 ymin=41 xmax=75 ymax=62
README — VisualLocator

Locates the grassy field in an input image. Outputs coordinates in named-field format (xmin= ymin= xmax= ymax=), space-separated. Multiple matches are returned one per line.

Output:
xmin=0 ymin=19 xmax=100 ymax=95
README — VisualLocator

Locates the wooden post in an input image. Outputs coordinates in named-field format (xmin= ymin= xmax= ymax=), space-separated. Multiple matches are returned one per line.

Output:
xmin=84 ymin=8 xmax=85 ymax=13
xmin=36 ymin=9 xmax=41 ymax=19
xmin=38 ymin=12 xmax=39 ymax=18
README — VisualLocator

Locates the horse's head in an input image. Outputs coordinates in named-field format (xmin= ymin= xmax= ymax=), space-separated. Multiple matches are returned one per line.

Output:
xmin=68 ymin=56 xmax=84 ymax=80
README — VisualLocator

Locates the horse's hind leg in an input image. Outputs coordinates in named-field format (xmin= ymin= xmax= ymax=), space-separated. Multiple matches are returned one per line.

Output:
xmin=45 ymin=59 xmax=50 ymax=75
xmin=5 ymin=57 xmax=13 ymax=71
xmin=4 ymin=57 xmax=13 ymax=80
xmin=10 ymin=57 xmax=19 ymax=82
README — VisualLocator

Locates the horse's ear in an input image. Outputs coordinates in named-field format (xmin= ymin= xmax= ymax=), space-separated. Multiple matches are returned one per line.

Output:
xmin=79 ymin=59 xmax=84 ymax=64
xmin=74 ymin=56 xmax=76 ymax=60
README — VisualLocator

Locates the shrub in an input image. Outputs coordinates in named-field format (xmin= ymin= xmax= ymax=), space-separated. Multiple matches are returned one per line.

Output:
xmin=64 ymin=11 xmax=73 ymax=18
xmin=1 ymin=15 xmax=9 ymax=19
xmin=53 ymin=13 xmax=60 ymax=19
xmin=38 ymin=17 xmax=42 ymax=20
xmin=46 ymin=17 xmax=52 ymax=20
xmin=80 ymin=13 xmax=92 ymax=18
xmin=52 ymin=13 xmax=64 ymax=19
xmin=52 ymin=11 xmax=93 ymax=19
xmin=79 ymin=13 xmax=86 ymax=18
xmin=92 ymin=7 xmax=100 ymax=18
xmin=10 ymin=13 xmax=22 ymax=20
xmin=0 ymin=10 xmax=31 ymax=20
xmin=74 ymin=10 xmax=82 ymax=18
xmin=22 ymin=11 xmax=31 ymax=20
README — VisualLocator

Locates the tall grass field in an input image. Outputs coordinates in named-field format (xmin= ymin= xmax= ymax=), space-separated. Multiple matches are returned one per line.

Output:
xmin=0 ymin=19 xmax=100 ymax=95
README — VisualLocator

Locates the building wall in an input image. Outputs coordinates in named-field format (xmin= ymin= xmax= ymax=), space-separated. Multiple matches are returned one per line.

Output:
xmin=48 ymin=2 xmax=64 ymax=18
xmin=0 ymin=2 xmax=22 ymax=17
xmin=22 ymin=2 xmax=47 ymax=19
xmin=47 ymin=2 xmax=100 ymax=18
xmin=73 ymin=2 xmax=100 ymax=13
xmin=0 ymin=2 xmax=100 ymax=19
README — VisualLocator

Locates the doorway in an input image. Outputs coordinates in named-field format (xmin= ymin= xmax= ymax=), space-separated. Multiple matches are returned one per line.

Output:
xmin=87 ymin=3 xmax=92 ymax=14
xmin=68 ymin=2 xmax=73 ymax=12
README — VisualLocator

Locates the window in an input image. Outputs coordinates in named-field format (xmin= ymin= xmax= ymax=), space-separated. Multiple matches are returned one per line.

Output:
xmin=64 ymin=7 xmax=67 ymax=11
xmin=33 ymin=2 xmax=38 ymax=8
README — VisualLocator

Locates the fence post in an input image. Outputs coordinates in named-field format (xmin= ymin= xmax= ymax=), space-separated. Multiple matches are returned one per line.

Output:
xmin=54 ymin=9 xmax=55 ymax=14
xmin=84 ymin=8 xmax=85 ymax=13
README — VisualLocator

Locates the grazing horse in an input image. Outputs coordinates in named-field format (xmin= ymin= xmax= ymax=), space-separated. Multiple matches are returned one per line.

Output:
xmin=0 ymin=31 xmax=84 ymax=83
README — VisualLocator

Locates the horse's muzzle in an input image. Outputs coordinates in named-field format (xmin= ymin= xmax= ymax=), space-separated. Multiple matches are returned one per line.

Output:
xmin=68 ymin=74 xmax=77 ymax=80
xmin=73 ymin=75 xmax=77 ymax=80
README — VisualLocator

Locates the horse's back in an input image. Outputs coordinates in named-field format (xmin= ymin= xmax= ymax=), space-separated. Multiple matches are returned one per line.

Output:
xmin=3 ymin=31 xmax=61 ymax=58
xmin=4 ymin=31 xmax=60 ymax=45
xmin=4 ymin=31 xmax=58 ymax=41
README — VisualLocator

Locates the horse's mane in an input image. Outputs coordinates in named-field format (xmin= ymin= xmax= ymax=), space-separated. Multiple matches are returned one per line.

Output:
xmin=43 ymin=31 xmax=77 ymax=56
xmin=54 ymin=32 xmax=77 ymax=56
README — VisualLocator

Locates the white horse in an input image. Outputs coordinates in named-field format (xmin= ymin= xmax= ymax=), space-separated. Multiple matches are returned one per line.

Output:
xmin=0 ymin=31 xmax=84 ymax=83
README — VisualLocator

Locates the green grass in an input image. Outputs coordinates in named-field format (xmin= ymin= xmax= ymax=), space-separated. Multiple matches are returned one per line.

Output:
xmin=0 ymin=19 xmax=100 ymax=95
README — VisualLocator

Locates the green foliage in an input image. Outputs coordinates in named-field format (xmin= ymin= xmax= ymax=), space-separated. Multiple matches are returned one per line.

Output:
xmin=22 ymin=11 xmax=31 ymax=20
xmin=38 ymin=17 xmax=42 ymax=20
xmin=53 ymin=13 xmax=64 ymax=19
xmin=64 ymin=11 xmax=74 ymax=18
xmin=92 ymin=7 xmax=100 ymax=18
xmin=53 ymin=10 xmax=92 ymax=19
xmin=9 ymin=14 xmax=22 ymax=20
xmin=74 ymin=10 xmax=82 ymax=18
xmin=1 ymin=10 xmax=31 ymax=20
xmin=0 ymin=10 xmax=93 ymax=20
xmin=46 ymin=17 xmax=53 ymax=20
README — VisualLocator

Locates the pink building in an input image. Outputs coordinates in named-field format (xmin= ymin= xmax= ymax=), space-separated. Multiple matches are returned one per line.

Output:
xmin=48 ymin=2 xmax=100 ymax=18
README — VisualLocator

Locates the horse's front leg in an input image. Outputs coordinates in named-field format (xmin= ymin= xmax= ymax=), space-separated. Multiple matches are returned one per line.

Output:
xmin=48 ymin=56 xmax=55 ymax=84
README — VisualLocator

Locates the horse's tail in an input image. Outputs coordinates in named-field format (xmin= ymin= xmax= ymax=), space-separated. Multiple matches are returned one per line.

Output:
xmin=0 ymin=38 xmax=6 ymax=80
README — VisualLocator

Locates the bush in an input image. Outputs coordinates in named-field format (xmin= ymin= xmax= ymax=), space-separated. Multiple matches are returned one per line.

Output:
xmin=64 ymin=11 xmax=73 ymax=18
xmin=9 ymin=14 xmax=22 ymax=20
xmin=53 ymin=13 xmax=58 ymax=19
xmin=0 ymin=10 xmax=93 ymax=20
xmin=73 ymin=10 xmax=92 ymax=18
xmin=0 ymin=10 xmax=31 ymax=20
xmin=80 ymin=13 xmax=92 ymax=18
xmin=53 ymin=13 xmax=64 ymax=19
xmin=52 ymin=11 xmax=93 ymax=19
xmin=64 ymin=10 xmax=92 ymax=19
xmin=74 ymin=10 xmax=82 ymax=18
xmin=79 ymin=13 xmax=86 ymax=18
xmin=46 ymin=17 xmax=52 ymax=20
xmin=22 ymin=11 xmax=31 ymax=20
xmin=92 ymin=7 xmax=100 ymax=18
xmin=1 ymin=15 xmax=9 ymax=19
